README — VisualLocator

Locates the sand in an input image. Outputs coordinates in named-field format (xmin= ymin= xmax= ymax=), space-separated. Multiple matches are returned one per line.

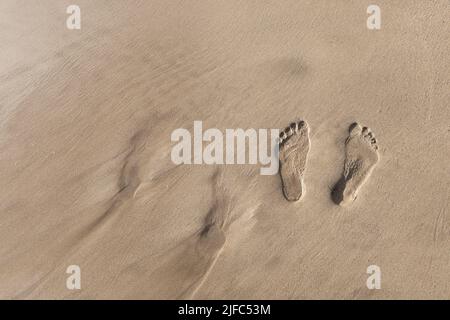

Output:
xmin=0 ymin=0 xmax=449 ymax=299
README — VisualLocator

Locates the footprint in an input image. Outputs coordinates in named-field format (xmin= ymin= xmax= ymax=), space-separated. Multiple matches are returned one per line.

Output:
xmin=279 ymin=120 xmax=311 ymax=201
xmin=332 ymin=123 xmax=380 ymax=206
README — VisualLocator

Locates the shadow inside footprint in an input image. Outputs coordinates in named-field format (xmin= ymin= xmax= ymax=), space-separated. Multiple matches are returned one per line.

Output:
xmin=331 ymin=177 xmax=346 ymax=205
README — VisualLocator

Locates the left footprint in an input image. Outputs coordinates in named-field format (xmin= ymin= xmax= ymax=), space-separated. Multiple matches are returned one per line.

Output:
xmin=279 ymin=120 xmax=311 ymax=202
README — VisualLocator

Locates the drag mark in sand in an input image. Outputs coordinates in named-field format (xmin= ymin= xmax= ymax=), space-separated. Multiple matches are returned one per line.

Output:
xmin=179 ymin=170 xmax=232 ymax=299
xmin=133 ymin=169 xmax=233 ymax=299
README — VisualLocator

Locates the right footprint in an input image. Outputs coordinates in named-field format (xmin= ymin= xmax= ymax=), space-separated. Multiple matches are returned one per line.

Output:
xmin=332 ymin=122 xmax=380 ymax=206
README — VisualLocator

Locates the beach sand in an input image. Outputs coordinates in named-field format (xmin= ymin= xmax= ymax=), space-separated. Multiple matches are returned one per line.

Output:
xmin=0 ymin=0 xmax=449 ymax=299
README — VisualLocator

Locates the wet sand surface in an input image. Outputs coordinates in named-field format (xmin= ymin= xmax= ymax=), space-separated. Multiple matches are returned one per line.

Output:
xmin=0 ymin=1 xmax=449 ymax=299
